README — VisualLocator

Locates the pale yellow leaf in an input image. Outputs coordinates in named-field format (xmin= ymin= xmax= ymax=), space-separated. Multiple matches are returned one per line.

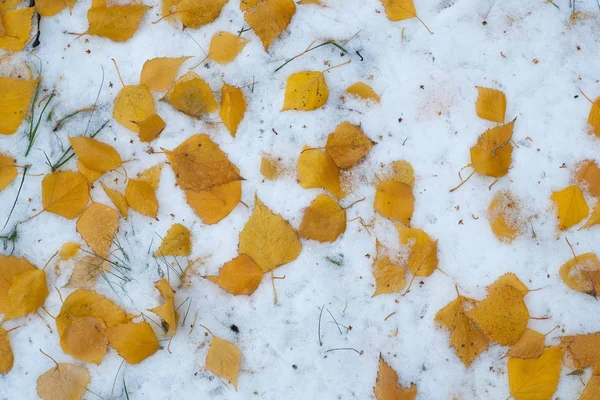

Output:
xmin=65 ymin=256 xmax=109 ymax=289
xmin=3 ymin=269 xmax=49 ymax=321
xmin=206 ymin=336 xmax=241 ymax=388
xmin=76 ymin=203 xmax=120 ymax=257
xmin=208 ymin=32 xmax=249 ymax=64
xmin=36 ymin=363 xmax=90 ymax=400
xmin=140 ymin=57 xmax=191 ymax=92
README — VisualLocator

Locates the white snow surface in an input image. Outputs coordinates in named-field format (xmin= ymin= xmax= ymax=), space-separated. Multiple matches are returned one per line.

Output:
xmin=2 ymin=0 xmax=600 ymax=399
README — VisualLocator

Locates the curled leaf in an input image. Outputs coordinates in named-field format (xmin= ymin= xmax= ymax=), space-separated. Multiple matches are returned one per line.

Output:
xmin=149 ymin=279 xmax=178 ymax=337
xmin=221 ymin=84 xmax=247 ymax=137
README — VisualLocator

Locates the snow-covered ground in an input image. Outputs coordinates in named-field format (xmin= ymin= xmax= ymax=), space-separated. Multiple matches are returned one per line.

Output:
xmin=2 ymin=0 xmax=600 ymax=398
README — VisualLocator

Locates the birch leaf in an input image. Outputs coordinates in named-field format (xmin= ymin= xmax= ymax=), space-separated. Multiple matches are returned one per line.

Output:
xmin=508 ymin=346 xmax=563 ymax=400
xmin=59 ymin=242 xmax=81 ymax=260
xmin=36 ymin=0 xmax=77 ymax=16
xmin=243 ymin=0 xmax=296 ymax=51
xmin=69 ymin=137 xmax=122 ymax=173
xmin=297 ymin=148 xmax=343 ymax=198
xmin=552 ymin=185 xmax=589 ymax=230
xmin=470 ymin=119 xmax=515 ymax=178
xmin=185 ymin=180 xmax=241 ymax=224
xmin=0 ymin=8 xmax=34 ymax=52
xmin=77 ymin=161 xmax=103 ymax=183
xmin=374 ymin=354 xmax=417 ymax=400
xmin=488 ymin=273 xmax=529 ymax=296
xmin=42 ymin=171 xmax=90 ymax=219
xmin=101 ymin=183 xmax=128 ymax=220
xmin=0 ymin=153 xmax=17 ymax=191
xmin=113 ymin=85 xmax=155 ymax=133
xmin=299 ymin=194 xmax=346 ymax=243
xmin=475 ymin=86 xmax=506 ymax=123
xmin=505 ymin=329 xmax=546 ymax=359
xmin=86 ymin=5 xmax=149 ymax=42
xmin=206 ymin=255 xmax=263 ymax=295
xmin=65 ymin=256 xmax=109 ymax=289
xmin=125 ymin=179 xmax=158 ymax=218
xmin=149 ymin=279 xmax=178 ymax=337
xmin=36 ymin=363 xmax=90 ymax=400
xmin=206 ymin=336 xmax=241 ymax=388
xmin=155 ymin=223 xmax=191 ymax=257
xmin=574 ymin=160 xmax=600 ymax=198
xmin=163 ymin=72 xmax=218 ymax=118
xmin=0 ymin=327 xmax=14 ymax=374
xmin=346 ymin=82 xmax=380 ymax=103
xmin=325 ymin=122 xmax=375 ymax=169
xmin=488 ymin=190 xmax=522 ymax=243
xmin=372 ymin=242 xmax=406 ymax=297
xmin=561 ymin=332 xmax=600 ymax=369
xmin=0 ymin=255 xmax=35 ymax=313
xmin=173 ymin=0 xmax=227 ymax=29
xmin=283 ymin=71 xmax=328 ymax=111
xmin=380 ymin=0 xmax=418 ymax=22
xmin=221 ymin=84 xmax=247 ymax=137
xmin=76 ymin=203 xmax=120 ymax=257
xmin=105 ymin=322 xmax=160 ymax=364
xmin=559 ymin=252 xmax=600 ymax=297
xmin=260 ymin=156 xmax=283 ymax=180
xmin=60 ymin=316 xmax=108 ymax=364
xmin=140 ymin=56 xmax=191 ymax=92
xmin=0 ymin=77 xmax=38 ymax=135
xmin=208 ymin=32 xmax=249 ymax=64
xmin=587 ymin=97 xmax=600 ymax=138
xmin=580 ymin=202 xmax=600 ymax=230
xmin=374 ymin=180 xmax=414 ymax=224
xmin=3 ymin=269 xmax=49 ymax=321
xmin=136 ymin=113 xmax=166 ymax=142
xmin=581 ymin=376 xmax=600 ymax=400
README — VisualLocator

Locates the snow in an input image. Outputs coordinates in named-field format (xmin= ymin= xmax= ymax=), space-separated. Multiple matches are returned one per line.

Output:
xmin=2 ymin=0 xmax=600 ymax=398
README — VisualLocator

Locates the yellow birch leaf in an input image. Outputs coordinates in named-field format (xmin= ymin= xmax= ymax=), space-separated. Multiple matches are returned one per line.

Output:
xmin=167 ymin=134 xmax=242 ymax=192
xmin=260 ymin=156 xmax=282 ymax=180
xmin=173 ymin=0 xmax=227 ymax=29
xmin=408 ymin=239 xmax=438 ymax=277
xmin=149 ymin=279 xmax=178 ymax=337
xmin=467 ymin=285 xmax=529 ymax=346
xmin=397 ymin=226 xmax=430 ymax=246
xmin=559 ymin=252 xmax=600 ymax=297
xmin=505 ymin=328 xmax=545 ymax=359
xmin=470 ymin=119 xmax=515 ymax=177
xmin=574 ymin=160 xmax=600 ymax=198
xmin=298 ymin=0 xmax=322 ymax=4
xmin=56 ymin=289 xmax=128 ymax=337
xmin=106 ymin=322 xmax=160 ymax=364
xmin=391 ymin=160 xmax=415 ymax=186
xmin=163 ymin=72 xmax=218 ymax=118
xmin=101 ymin=183 xmax=128 ymax=220
xmin=59 ymin=242 xmax=81 ymax=260
xmin=185 ymin=180 xmax=241 ymax=224
xmin=220 ymin=84 xmax=246 ymax=137
xmin=238 ymin=196 xmax=302 ymax=272
xmin=65 ymin=256 xmax=109 ymax=289
xmin=77 ymin=161 xmax=103 ymax=183
xmin=0 ymin=153 xmax=17 ymax=191
xmin=41 ymin=171 xmax=90 ymax=219
xmin=581 ymin=376 xmax=600 ymax=400
xmin=0 ymin=0 xmax=20 ymax=13
xmin=136 ymin=113 xmax=166 ymax=142
xmin=138 ymin=163 xmax=163 ymax=191
xmin=508 ymin=346 xmax=563 ymax=400
xmin=297 ymin=148 xmax=343 ymax=198
xmin=475 ymin=86 xmax=506 ymax=123
xmin=299 ymin=194 xmax=346 ymax=243
xmin=325 ymin=122 xmax=375 ymax=169
xmin=3 ymin=269 xmax=49 ymax=321
xmin=380 ymin=0 xmax=417 ymax=21
xmin=206 ymin=336 xmax=241 ymax=388
xmin=488 ymin=190 xmax=522 ymax=243
xmin=125 ymin=179 xmax=158 ymax=218
xmin=435 ymin=295 xmax=489 ymax=367
xmin=113 ymin=85 xmax=155 ymax=133
xmin=0 ymin=7 xmax=34 ymax=52
xmin=587 ymin=97 xmax=600 ymax=138
xmin=282 ymin=71 xmax=328 ymax=111
xmin=552 ymin=185 xmax=589 ymax=230
xmin=488 ymin=273 xmax=529 ymax=296
xmin=36 ymin=0 xmax=77 ymax=16
xmin=0 ymin=255 xmax=35 ymax=313
xmin=243 ymin=0 xmax=296 ymax=51
xmin=372 ymin=242 xmax=406 ymax=297
xmin=346 ymin=82 xmax=380 ymax=103
xmin=76 ymin=203 xmax=120 ymax=257
xmin=69 ymin=137 xmax=122 ymax=173
xmin=0 ymin=77 xmax=38 ymax=135
xmin=140 ymin=57 xmax=191 ymax=92
xmin=0 ymin=327 xmax=13 ymax=374
xmin=60 ymin=316 xmax=108 ymax=364
xmin=561 ymin=332 xmax=600 ymax=369
xmin=374 ymin=354 xmax=417 ymax=400
xmin=155 ymin=223 xmax=191 ymax=256
xmin=206 ymin=255 xmax=263 ymax=295
xmin=374 ymin=180 xmax=414 ymax=224
xmin=36 ymin=363 xmax=90 ymax=400
xmin=86 ymin=5 xmax=149 ymax=42
xmin=208 ymin=32 xmax=249 ymax=64
xmin=240 ymin=0 xmax=259 ymax=11
xmin=581 ymin=202 xmax=600 ymax=230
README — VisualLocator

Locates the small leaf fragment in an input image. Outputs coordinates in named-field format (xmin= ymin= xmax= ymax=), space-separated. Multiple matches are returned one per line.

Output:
xmin=260 ymin=156 xmax=283 ymax=180
xmin=380 ymin=0 xmax=417 ymax=21
xmin=560 ymin=252 xmax=600 ymax=297
xmin=59 ymin=242 xmax=81 ymax=260
xmin=587 ymin=97 xmax=600 ymax=138
xmin=561 ymin=332 xmax=600 ymax=369
xmin=149 ymin=279 xmax=178 ymax=337
xmin=0 ymin=327 xmax=14 ymax=374
xmin=173 ymin=0 xmax=227 ymax=29
xmin=346 ymin=82 xmax=380 ymax=103
xmin=574 ymin=160 xmax=600 ymax=198
xmin=0 ymin=153 xmax=17 ymax=191
xmin=488 ymin=190 xmax=522 ymax=243
xmin=101 ymin=183 xmax=128 ymax=220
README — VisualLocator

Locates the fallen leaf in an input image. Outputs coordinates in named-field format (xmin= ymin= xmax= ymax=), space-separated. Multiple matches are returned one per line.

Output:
xmin=581 ymin=375 xmax=600 ymax=400
xmin=0 ymin=0 xmax=19 ymax=13
xmin=3 ymin=269 xmax=49 ymax=321
xmin=467 ymin=285 xmax=529 ymax=346
xmin=0 ymin=255 xmax=35 ymax=313
xmin=508 ymin=346 xmax=563 ymax=400
xmin=0 ymin=153 xmax=17 ymax=191
xmin=221 ymin=84 xmax=246 ymax=137
xmin=374 ymin=180 xmax=414 ymax=224
xmin=76 ymin=203 xmax=120 ymax=257
xmin=185 ymin=180 xmax=241 ymax=224
xmin=167 ymin=134 xmax=242 ymax=192
xmin=374 ymin=354 xmax=417 ymax=400
xmin=408 ymin=239 xmax=438 ymax=277
xmin=0 ymin=77 xmax=38 ymax=135
xmin=163 ymin=72 xmax=218 ymax=118
xmin=475 ymin=86 xmax=506 ymax=123
xmin=282 ymin=71 xmax=328 ymax=111
xmin=36 ymin=0 xmax=76 ymax=16
xmin=113 ymin=85 xmax=155 ymax=133
xmin=390 ymin=160 xmax=415 ymax=186
xmin=101 ymin=183 xmax=128 ymax=220
xmin=325 ymin=122 xmax=375 ymax=169
xmin=125 ymin=179 xmax=158 ymax=218
xmin=206 ymin=255 xmax=263 ymax=295
xmin=372 ymin=242 xmax=406 ymax=297
xmin=470 ymin=119 xmax=515 ymax=178
xmin=0 ymin=327 xmax=13 ymax=374
xmin=60 ymin=316 xmax=108 ymax=364
xmin=149 ymin=279 xmax=178 ymax=337
xmin=298 ymin=0 xmax=322 ymax=4
xmin=346 ymin=82 xmax=380 ymax=103
xmin=299 ymin=194 xmax=346 ymax=242
xmin=560 ymin=252 xmax=600 ymax=297
xmin=380 ymin=0 xmax=419 ymax=22
xmin=59 ymin=242 xmax=81 ymax=260
xmin=0 ymin=8 xmax=34 ymax=52
xmin=36 ymin=363 xmax=90 ymax=400
xmin=552 ymin=185 xmax=589 ymax=230
xmin=65 ymin=256 xmax=109 ymax=289
xmin=136 ymin=113 xmax=166 ymax=142
xmin=435 ymin=295 xmax=489 ymax=367
xmin=140 ymin=56 xmax=190 ymax=91
xmin=173 ymin=0 xmax=227 ymax=29
xmin=206 ymin=336 xmax=241 ymax=388
xmin=86 ymin=5 xmax=149 ymax=42
xmin=397 ymin=226 xmax=430 ymax=246
xmin=562 ymin=332 xmax=600 ymax=369
xmin=580 ymin=202 xmax=600 ymax=230
xmin=106 ymin=322 xmax=160 ymax=364
xmin=297 ymin=148 xmax=343 ymax=198
xmin=138 ymin=163 xmax=163 ymax=191
xmin=488 ymin=190 xmax=522 ymax=243
xmin=238 ymin=196 xmax=302 ymax=272
xmin=505 ymin=329 xmax=546 ymax=359
xmin=69 ymin=137 xmax=122 ymax=173
xmin=56 ymin=289 xmax=128 ymax=337
xmin=155 ymin=223 xmax=191 ymax=256
xmin=487 ymin=273 xmax=529 ymax=296
xmin=41 ymin=171 xmax=90 ymax=219
xmin=260 ymin=156 xmax=282 ymax=180
xmin=574 ymin=160 xmax=600 ymax=198
xmin=243 ymin=0 xmax=296 ymax=50
xmin=587 ymin=97 xmax=600 ymax=137
xmin=77 ymin=161 xmax=103 ymax=183
xmin=208 ymin=32 xmax=249 ymax=64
